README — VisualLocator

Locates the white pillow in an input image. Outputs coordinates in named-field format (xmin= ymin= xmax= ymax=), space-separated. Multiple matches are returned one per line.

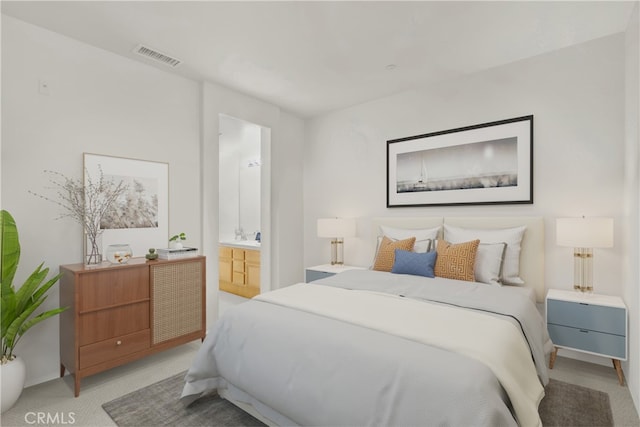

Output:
xmin=475 ymin=243 xmax=507 ymax=286
xmin=443 ymin=224 xmax=526 ymax=285
xmin=380 ymin=225 xmax=440 ymax=253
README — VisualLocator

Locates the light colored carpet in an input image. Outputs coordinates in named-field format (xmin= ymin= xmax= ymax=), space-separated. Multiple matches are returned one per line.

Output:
xmin=0 ymin=341 xmax=201 ymax=427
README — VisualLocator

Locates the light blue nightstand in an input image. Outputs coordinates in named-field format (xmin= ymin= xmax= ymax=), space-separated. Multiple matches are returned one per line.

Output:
xmin=305 ymin=264 xmax=366 ymax=283
xmin=546 ymin=289 xmax=627 ymax=385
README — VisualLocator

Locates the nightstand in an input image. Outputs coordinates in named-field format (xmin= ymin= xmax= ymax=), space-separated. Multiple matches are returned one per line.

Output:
xmin=305 ymin=264 xmax=366 ymax=283
xmin=546 ymin=289 xmax=627 ymax=385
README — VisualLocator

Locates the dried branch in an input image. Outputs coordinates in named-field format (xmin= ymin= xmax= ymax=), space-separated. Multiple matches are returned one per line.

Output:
xmin=30 ymin=167 xmax=129 ymax=263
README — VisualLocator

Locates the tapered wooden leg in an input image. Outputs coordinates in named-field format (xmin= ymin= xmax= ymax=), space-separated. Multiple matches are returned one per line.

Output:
xmin=60 ymin=363 xmax=66 ymax=377
xmin=613 ymin=359 xmax=624 ymax=386
xmin=74 ymin=374 xmax=80 ymax=397
xmin=549 ymin=347 xmax=559 ymax=369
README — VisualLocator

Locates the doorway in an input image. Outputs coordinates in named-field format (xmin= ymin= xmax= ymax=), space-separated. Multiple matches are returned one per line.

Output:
xmin=218 ymin=114 xmax=271 ymax=311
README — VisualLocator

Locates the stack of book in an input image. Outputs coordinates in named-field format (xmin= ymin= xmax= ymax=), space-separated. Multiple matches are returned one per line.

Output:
xmin=157 ymin=247 xmax=198 ymax=260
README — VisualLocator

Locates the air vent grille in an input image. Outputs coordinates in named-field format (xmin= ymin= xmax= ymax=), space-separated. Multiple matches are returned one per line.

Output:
xmin=133 ymin=44 xmax=182 ymax=68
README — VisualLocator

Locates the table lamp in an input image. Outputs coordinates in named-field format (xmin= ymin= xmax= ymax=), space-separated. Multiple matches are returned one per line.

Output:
xmin=317 ymin=218 xmax=356 ymax=265
xmin=556 ymin=217 xmax=613 ymax=292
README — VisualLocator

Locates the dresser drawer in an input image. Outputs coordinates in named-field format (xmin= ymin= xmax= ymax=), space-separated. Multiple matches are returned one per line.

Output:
xmin=547 ymin=299 xmax=625 ymax=335
xmin=79 ymin=302 xmax=150 ymax=345
xmin=79 ymin=266 xmax=149 ymax=311
xmin=547 ymin=324 xmax=626 ymax=359
xmin=79 ymin=329 xmax=150 ymax=369
xmin=305 ymin=270 xmax=335 ymax=283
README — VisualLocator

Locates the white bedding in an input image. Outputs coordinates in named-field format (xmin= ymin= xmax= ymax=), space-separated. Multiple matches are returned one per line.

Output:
xmin=504 ymin=284 xmax=536 ymax=303
xmin=257 ymin=283 xmax=544 ymax=426
xmin=182 ymin=269 xmax=551 ymax=426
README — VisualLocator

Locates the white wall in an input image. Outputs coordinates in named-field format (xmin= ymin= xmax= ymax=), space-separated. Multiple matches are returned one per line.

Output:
xmin=2 ymin=13 xmax=306 ymax=388
xmin=624 ymin=2 xmax=640 ymax=411
xmin=305 ymin=32 xmax=636 ymax=401
xmin=1 ymin=16 xmax=201 ymax=386
xmin=305 ymin=34 xmax=626 ymax=294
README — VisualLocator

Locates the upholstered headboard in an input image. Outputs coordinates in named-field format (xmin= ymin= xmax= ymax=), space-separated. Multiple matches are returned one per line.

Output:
xmin=371 ymin=217 xmax=545 ymax=302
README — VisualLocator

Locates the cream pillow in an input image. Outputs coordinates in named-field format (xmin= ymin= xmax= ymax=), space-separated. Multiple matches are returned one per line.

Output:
xmin=379 ymin=225 xmax=440 ymax=253
xmin=444 ymin=224 xmax=526 ymax=285
xmin=475 ymin=243 xmax=507 ymax=286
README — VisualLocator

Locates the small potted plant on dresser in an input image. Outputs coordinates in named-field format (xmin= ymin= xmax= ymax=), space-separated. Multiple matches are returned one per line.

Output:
xmin=169 ymin=232 xmax=186 ymax=249
xmin=0 ymin=210 xmax=68 ymax=413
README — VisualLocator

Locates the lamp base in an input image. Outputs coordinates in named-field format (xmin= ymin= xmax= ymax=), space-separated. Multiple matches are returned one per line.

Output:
xmin=573 ymin=247 xmax=594 ymax=293
xmin=329 ymin=239 xmax=344 ymax=265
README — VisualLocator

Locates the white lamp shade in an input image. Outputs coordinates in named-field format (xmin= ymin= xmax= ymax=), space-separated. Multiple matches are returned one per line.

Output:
xmin=317 ymin=218 xmax=356 ymax=238
xmin=556 ymin=217 xmax=613 ymax=248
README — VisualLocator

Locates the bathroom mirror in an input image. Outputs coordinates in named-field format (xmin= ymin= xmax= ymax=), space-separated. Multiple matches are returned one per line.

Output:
xmin=219 ymin=115 xmax=261 ymax=242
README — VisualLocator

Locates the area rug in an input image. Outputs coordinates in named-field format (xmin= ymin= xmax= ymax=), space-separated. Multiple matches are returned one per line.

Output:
xmin=539 ymin=378 xmax=613 ymax=426
xmin=102 ymin=373 xmax=613 ymax=427
xmin=102 ymin=371 xmax=265 ymax=427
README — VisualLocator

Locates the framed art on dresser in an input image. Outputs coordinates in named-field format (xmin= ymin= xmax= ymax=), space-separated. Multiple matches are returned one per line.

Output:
xmin=387 ymin=115 xmax=533 ymax=207
xmin=83 ymin=153 xmax=169 ymax=259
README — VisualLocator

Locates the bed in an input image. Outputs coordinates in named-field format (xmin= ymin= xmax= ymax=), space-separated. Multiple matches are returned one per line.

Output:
xmin=181 ymin=216 xmax=552 ymax=427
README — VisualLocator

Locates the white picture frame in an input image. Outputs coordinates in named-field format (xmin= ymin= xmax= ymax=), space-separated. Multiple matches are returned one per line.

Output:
xmin=83 ymin=153 xmax=169 ymax=260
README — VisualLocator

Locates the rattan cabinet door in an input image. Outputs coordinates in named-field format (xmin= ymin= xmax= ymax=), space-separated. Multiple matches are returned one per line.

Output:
xmin=150 ymin=259 xmax=205 ymax=345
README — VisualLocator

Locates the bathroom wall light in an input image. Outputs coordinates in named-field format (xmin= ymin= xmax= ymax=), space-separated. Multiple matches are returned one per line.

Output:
xmin=317 ymin=218 xmax=356 ymax=265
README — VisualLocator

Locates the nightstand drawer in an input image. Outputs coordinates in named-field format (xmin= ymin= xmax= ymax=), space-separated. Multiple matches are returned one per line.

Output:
xmin=547 ymin=299 xmax=625 ymax=335
xmin=547 ymin=324 xmax=626 ymax=359
xmin=305 ymin=270 xmax=334 ymax=283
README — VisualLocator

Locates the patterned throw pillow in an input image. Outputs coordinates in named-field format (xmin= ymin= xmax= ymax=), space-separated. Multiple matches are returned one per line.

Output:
xmin=443 ymin=224 xmax=526 ymax=285
xmin=373 ymin=236 xmax=416 ymax=272
xmin=391 ymin=249 xmax=437 ymax=278
xmin=434 ymin=239 xmax=480 ymax=282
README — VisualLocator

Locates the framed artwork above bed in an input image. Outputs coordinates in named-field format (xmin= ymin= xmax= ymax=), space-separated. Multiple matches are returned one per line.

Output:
xmin=387 ymin=115 xmax=533 ymax=207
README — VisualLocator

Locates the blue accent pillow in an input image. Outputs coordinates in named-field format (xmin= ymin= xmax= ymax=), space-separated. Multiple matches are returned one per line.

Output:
xmin=391 ymin=249 xmax=437 ymax=278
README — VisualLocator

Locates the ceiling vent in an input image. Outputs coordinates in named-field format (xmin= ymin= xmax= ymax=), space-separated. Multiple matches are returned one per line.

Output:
xmin=133 ymin=44 xmax=182 ymax=68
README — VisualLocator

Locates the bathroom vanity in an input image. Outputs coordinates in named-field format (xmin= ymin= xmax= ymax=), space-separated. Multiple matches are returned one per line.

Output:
xmin=219 ymin=242 xmax=260 ymax=298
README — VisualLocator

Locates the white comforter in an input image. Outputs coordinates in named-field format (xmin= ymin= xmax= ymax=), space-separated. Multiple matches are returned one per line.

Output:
xmin=257 ymin=284 xmax=544 ymax=427
xmin=182 ymin=270 xmax=551 ymax=427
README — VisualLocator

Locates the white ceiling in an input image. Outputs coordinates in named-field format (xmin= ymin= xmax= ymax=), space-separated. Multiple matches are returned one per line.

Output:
xmin=2 ymin=1 xmax=635 ymax=118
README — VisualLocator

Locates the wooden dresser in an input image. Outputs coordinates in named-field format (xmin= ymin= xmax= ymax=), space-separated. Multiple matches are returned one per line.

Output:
xmin=59 ymin=256 xmax=206 ymax=396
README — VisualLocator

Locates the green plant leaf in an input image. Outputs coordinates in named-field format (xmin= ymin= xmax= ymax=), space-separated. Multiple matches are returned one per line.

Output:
xmin=31 ymin=273 xmax=63 ymax=303
xmin=1 ymin=294 xmax=16 ymax=339
xmin=16 ymin=307 xmax=67 ymax=339
xmin=1 ymin=210 xmax=65 ymax=359
xmin=15 ymin=264 xmax=48 ymax=315
xmin=1 ymin=210 xmax=20 ymax=292
xmin=4 ymin=296 xmax=44 ymax=353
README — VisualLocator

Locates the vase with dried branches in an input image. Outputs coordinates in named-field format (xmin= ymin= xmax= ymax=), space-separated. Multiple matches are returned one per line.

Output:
xmin=30 ymin=167 xmax=128 ymax=264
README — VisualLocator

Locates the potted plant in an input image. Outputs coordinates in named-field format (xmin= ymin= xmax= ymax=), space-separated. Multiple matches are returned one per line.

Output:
xmin=1 ymin=210 xmax=68 ymax=413
xmin=169 ymin=232 xmax=186 ymax=249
